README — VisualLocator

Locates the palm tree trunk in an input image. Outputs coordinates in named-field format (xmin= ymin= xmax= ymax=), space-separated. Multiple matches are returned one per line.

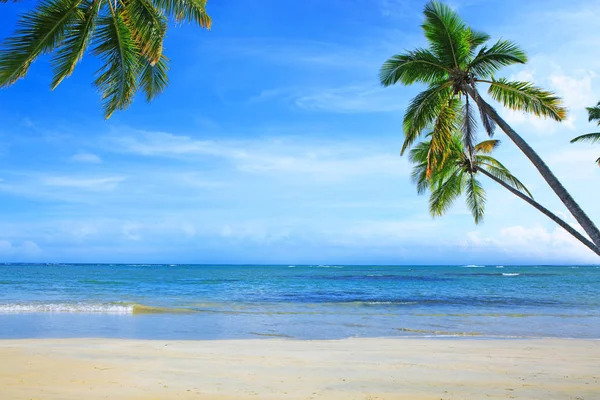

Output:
xmin=465 ymin=85 xmax=600 ymax=249
xmin=477 ymin=168 xmax=600 ymax=257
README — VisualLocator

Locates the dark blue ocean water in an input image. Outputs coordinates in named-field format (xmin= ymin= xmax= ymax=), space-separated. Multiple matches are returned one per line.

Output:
xmin=0 ymin=264 xmax=598 ymax=339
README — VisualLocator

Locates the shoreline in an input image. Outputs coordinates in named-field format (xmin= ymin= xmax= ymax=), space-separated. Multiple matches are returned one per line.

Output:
xmin=1 ymin=337 xmax=598 ymax=399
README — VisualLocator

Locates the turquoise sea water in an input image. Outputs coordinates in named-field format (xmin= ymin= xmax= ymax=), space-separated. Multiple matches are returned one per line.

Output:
xmin=0 ymin=264 xmax=598 ymax=339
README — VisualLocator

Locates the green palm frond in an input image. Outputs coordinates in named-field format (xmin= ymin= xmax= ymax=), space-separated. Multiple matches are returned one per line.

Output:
xmin=586 ymin=102 xmax=600 ymax=124
xmin=465 ymin=174 xmax=486 ymax=223
xmin=411 ymin=161 xmax=430 ymax=194
xmin=409 ymin=134 xmax=532 ymax=224
xmin=379 ymin=48 xmax=449 ymax=86
xmin=421 ymin=1 xmax=470 ymax=68
xmin=462 ymin=94 xmax=477 ymax=156
xmin=468 ymin=39 xmax=527 ymax=77
xmin=93 ymin=10 xmax=139 ymax=119
xmin=477 ymin=157 xmax=533 ymax=198
xmin=466 ymin=28 xmax=490 ymax=55
xmin=401 ymin=81 xmax=453 ymax=155
xmin=0 ymin=0 xmax=83 ymax=87
xmin=50 ymin=0 xmax=101 ymax=89
xmin=475 ymin=93 xmax=497 ymax=136
xmin=486 ymin=78 xmax=567 ymax=121
xmin=427 ymin=97 xmax=461 ymax=176
xmin=570 ymin=133 xmax=600 ymax=144
xmin=430 ymin=169 xmax=464 ymax=217
xmin=473 ymin=139 xmax=500 ymax=154
xmin=139 ymin=53 xmax=169 ymax=101
xmin=124 ymin=0 xmax=167 ymax=63
xmin=151 ymin=0 xmax=211 ymax=27
xmin=0 ymin=0 xmax=210 ymax=118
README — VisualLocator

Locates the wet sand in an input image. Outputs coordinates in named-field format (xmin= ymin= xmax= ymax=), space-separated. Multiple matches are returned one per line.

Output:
xmin=0 ymin=338 xmax=598 ymax=399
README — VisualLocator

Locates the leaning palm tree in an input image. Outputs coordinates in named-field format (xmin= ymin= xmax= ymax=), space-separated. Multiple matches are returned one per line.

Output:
xmin=410 ymin=134 xmax=600 ymax=256
xmin=570 ymin=102 xmax=600 ymax=166
xmin=380 ymin=1 xmax=600 ymax=250
xmin=0 ymin=0 xmax=211 ymax=118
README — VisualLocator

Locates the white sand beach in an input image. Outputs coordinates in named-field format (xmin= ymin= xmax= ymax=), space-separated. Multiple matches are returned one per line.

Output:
xmin=1 ymin=338 xmax=598 ymax=399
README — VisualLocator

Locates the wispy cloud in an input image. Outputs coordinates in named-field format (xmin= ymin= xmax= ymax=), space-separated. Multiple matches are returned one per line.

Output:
xmin=42 ymin=176 xmax=125 ymax=191
xmin=71 ymin=152 xmax=102 ymax=164
xmin=109 ymin=130 xmax=409 ymax=181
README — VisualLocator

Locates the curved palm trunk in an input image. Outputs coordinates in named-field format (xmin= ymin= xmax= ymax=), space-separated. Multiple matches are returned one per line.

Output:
xmin=477 ymin=168 xmax=600 ymax=257
xmin=464 ymin=85 xmax=600 ymax=249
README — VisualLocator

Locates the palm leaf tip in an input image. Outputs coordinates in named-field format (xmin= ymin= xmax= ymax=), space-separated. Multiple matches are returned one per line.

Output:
xmin=570 ymin=133 xmax=600 ymax=144
xmin=0 ymin=0 xmax=83 ymax=87
xmin=93 ymin=12 xmax=139 ymax=119
xmin=468 ymin=39 xmax=527 ymax=77
xmin=379 ymin=49 xmax=448 ymax=87
xmin=487 ymin=78 xmax=567 ymax=121
xmin=421 ymin=1 xmax=470 ymax=68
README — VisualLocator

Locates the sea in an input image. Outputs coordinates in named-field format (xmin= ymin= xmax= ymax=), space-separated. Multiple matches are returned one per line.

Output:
xmin=0 ymin=264 xmax=598 ymax=340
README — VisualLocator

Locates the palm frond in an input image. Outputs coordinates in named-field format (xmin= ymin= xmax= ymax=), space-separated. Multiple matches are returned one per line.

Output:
xmin=0 ymin=0 xmax=83 ymax=87
xmin=410 ymin=162 xmax=430 ymax=194
xmin=474 ymin=139 xmax=500 ymax=154
xmin=465 ymin=174 xmax=486 ymax=223
xmin=124 ymin=0 xmax=167 ymax=63
xmin=475 ymin=92 xmax=497 ymax=136
xmin=487 ymin=78 xmax=567 ymax=121
xmin=570 ymin=132 xmax=600 ymax=144
xmin=401 ymin=81 xmax=453 ymax=155
xmin=477 ymin=159 xmax=533 ymax=198
xmin=427 ymin=96 xmax=462 ymax=176
xmin=430 ymin=169 xmax=464 ymax=217
xmin=468 ymin=39 xmax=527 ymax=77
xmin=50 ymin=0 xmax=101 ymax=89
xmin=93 ymin=9 xmax=139 ymax=119
xmin=462 ymin=94 xmax=477 ymax=157
xmin=466 ymin=28 xmax=490 ymax=55
xmin=379 ymin=48 xmax=449 ymax=86
xmin=138 ymin=53 xmax=169 ymax=101
xmin=151 ymin=0 xmax=211 ymax=27
xmin=421 ymin=1 xmax=470 ymax=68
xmin=586 ymin=102 xmax=600 ymax=124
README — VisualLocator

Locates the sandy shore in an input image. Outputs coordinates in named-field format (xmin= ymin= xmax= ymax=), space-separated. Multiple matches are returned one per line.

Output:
xmin=0 ymin=338 xmax=598 ymax=399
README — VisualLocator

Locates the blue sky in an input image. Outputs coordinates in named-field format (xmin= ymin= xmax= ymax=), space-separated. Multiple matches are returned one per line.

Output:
xmin=0 ymin=0 xmax=598 ymax=264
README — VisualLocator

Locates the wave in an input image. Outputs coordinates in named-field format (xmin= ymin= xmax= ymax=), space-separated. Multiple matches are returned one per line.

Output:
xmin=496 ymin=266 xmax=504 ymax=268
xmin=461 ymin=265 xmax=485 ymax=268
xmin=397 ymin=327 xmax=482 ymax=336
xmin=0 ymin=303 xmax=194 ymax=315
xmin=0 ymin=303 xmax=133 ymax=314
xmin=502 ymin=273 xmax=520 ymax=276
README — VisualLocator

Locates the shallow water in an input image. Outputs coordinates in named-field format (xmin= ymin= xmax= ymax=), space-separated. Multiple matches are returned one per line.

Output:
xmin=0 ymin=264 xmax=598 ymax=339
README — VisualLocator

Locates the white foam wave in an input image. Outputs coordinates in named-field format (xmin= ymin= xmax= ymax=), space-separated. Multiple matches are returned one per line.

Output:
xmin=496 ymin=266 xmax=504 ymax=268
xmin=461 ymin=265 xmax=485 ymax=268
xmin=0 ymin=303 xmax=133 ymax=314
xmin=502 ymin=273 xmax=520 ymax=277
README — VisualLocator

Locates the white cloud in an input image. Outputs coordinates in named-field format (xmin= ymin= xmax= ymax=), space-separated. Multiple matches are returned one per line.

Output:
xmin=42 ymin=176 xmax=125 ymax=191
xmin=464 ymin=224 xmax=597 ymax=262
xmin=0 ymin=240 xmax=42 ymax=256
xmin=293 ymin=85 xmax=405 ymax=113
xmin=110 ymin=131 xmax=409 ymax=181
xmin=71 ymin=152 xmax=102 ymax=164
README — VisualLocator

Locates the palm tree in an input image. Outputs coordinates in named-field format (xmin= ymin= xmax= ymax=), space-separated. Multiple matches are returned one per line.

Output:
xmin=0 ymin=0 xmax=211 ymax=118
xmin=379 ymin=1 xmax=600 ymax=250
xmin=571 ymin=102 xmax=600 ymax=166
xmin=410 ymin=134 xmax=600 ymax=256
